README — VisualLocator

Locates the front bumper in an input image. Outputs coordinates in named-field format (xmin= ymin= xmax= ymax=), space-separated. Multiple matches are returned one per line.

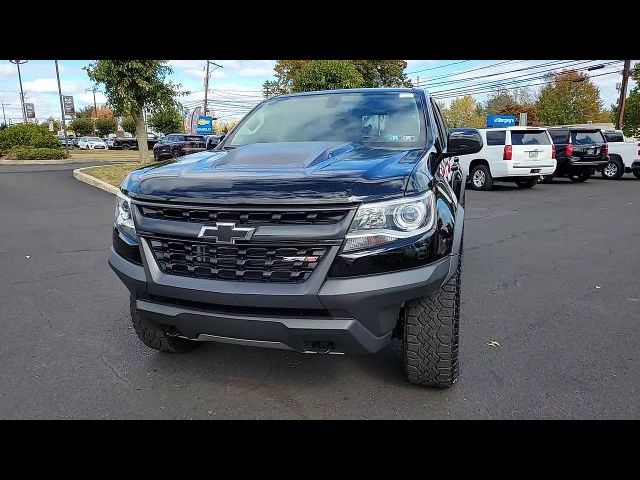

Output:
xmin=109 ymin=237 xmax=457 ymax=354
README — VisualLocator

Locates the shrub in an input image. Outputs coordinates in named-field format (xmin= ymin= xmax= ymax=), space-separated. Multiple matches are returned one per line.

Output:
xmin=4 ymin=146 xmax=69 ymax=160
xmin=0 ymin=123 xmax=60 ymax=150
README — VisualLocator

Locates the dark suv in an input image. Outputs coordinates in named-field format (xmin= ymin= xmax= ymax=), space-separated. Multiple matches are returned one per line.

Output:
xmin=545 ymin=127 xmax=609 ymax=182
xmin=109 ymin=88 xmax=482 ymax=387
xmin=152 ymin=134 xmax=206 ymax=160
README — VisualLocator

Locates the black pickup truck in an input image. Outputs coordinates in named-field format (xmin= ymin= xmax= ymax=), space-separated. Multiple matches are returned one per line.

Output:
xmin=109 ymin=88 xmax=482 ymax=387
xmin=545 ymin=127 xmax=609 ymax=182
xmin=112 ymin=133 xmax=161 ymax=151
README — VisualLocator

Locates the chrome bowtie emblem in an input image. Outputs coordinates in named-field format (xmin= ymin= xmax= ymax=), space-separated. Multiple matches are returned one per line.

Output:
xmin=197 ymin=222 xmax=255 ymax=244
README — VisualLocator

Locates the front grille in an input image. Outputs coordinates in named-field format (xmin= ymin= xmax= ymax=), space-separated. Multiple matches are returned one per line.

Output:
xmin=138 ymin=204 xmax=349 ymax=226
xmin=144 ymin=236 xmax=329 ymax=283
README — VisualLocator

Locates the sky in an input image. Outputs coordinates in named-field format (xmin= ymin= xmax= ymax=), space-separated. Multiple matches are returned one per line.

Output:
xmin=0 ymin=60 xmax=635 ymax=125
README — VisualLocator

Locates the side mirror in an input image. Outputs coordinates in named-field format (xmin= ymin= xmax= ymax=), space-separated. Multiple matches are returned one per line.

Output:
xmin=443 ymin=129 xmax=483 ymax=157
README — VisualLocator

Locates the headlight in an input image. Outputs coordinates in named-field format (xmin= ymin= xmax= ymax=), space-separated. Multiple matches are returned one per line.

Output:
xmin=115 ymin=190 xmax=136 ymax=239
xmin=343 ymin=191 xmax=435 ymax=253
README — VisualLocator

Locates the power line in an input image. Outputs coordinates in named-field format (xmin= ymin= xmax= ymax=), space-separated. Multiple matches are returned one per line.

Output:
xmin=406 ymin=60 xmax=472 ymax=75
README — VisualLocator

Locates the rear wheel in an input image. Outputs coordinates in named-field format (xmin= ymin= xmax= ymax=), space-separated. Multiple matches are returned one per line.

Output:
xmin=172 ymin=148 xmax=180 ymax=159
xmin=539 ymin=174 xmax=554 ymax=184
xmin=121 ymin=144 xmax=130 ymax=151
xmin=601 ymin=158 xmax=624 ymax=179
xmin=402 ymin=234 xmax=463 ymax=388
xmin=470 ymin=165 xmax=493 ymax=190
xmin=515 ymin=177 xmax=538 ymax=188
xmin=633 ymin=171 xmax=640 ymax=179
xmin=130 ymin=295 xmax=198 ymax=353
xmin=568 ymin=171 xmax=591 ymax=182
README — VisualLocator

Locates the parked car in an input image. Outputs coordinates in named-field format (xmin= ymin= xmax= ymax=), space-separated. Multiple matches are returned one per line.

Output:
xmin=110 ymin=88 xmax=482 ymax=388
xmin=56 ymin=134 xmax=72 ymax=148
xmin=205 ymin=134 xmax=223 ymax=150
xmin=152 ymin=134 xmax=206 ymax=160
xmin=112 ymin=133 xmax=160 ymax=151
xmin=77 ymin=136 xmax=107 ymax=150
xmin=454 ymin=127 xmax=556 ymax=190
xmin=104 ymin=137 xmax=115 ymax=149
xmin=600 ymin=129 xmax=640 ymax=179
xmin=544 ymin=127 xmax=609 ymax=182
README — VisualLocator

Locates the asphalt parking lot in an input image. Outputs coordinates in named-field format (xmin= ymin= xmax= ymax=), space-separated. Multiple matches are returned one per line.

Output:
xmin=1 ymin=164 xmax=638 ymax=419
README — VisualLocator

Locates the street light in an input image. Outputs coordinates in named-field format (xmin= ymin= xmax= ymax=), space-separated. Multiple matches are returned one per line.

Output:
xmin=9 ymin=60 xmax=28 ymax=124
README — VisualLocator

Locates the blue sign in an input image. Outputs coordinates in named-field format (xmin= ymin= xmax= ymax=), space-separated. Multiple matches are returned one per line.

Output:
xmin=486 ymin=114 xmax=516 ymax=128
xmin=196 ymin=115 xmax=213 ymax=134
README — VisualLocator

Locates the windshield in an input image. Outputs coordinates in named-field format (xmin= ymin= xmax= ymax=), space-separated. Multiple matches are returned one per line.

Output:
xmin=510 ymin=130 xmax=550 ymax=145
xmin=226 ymin=91 xmax=426 ymax=149
xmin=571 ymin=130 xmax=605 ymax=145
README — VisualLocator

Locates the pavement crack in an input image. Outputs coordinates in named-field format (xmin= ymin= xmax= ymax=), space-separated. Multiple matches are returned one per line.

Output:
xmin=9 ymin=271 xmax=86 ymax=286
xmin=100 ymin=356 xmax=130 ymax=386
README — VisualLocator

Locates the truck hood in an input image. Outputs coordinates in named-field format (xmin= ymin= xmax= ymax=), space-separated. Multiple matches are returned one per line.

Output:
xmin=123 ymin=141 xmax=426 ymax=205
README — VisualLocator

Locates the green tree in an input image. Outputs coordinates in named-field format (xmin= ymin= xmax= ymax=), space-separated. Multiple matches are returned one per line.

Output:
xmin=121 ymin=116 xmax=136 ymax=135
xmin=536 ymin=70 xmax=605 ymax=125
xmin=68 ymin=117 xmax=95 ymax=136
xmin=148 ymin=104 xmax=184 ymax=134
xmin=292 ymin=60 xmax=364 ymax=92
xmin=495 ymin=102 xmax=541 ymax=126
xmin=352 ymin=60 xmax=412 ymax=88
xmin=263 ymin=60 xmax=411 ymax=97
xmin=86 ymin=61 xmax=185 ymax=162
xmin=441 ymin=96 xmax=485 ymax=128
xmin=95 ymin=116 xmax=117 ymax=137
xmin=75 ymin=105 xmax=95 ymax=119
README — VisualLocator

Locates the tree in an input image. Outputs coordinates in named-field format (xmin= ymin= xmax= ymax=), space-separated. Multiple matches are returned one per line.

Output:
xmin=121 ymin=116 xmax=136 ymax=135
xmin=95 ymin=116 xmax=117 ymax=137
xmin=86 ymin=61 xmax=184 ymax=162
xmin=263 ymin=60 xmax=411 ymax=97
xmin=148 ymin=104 xmax=184 ymax=135
xmin=68 ymin=117 xmax=95 ymax=136
xmin=536 ymin=70 xmax=605 ymax=125
xmin=441 ymin=96 xmax=485 ymax=128
xmin=352 ymin=60 xmax=412 ymax=88
xmin=485 ymin=90 xmax=515 ymax=114
xmin=292 ymin=60 xmax=364 ymax=92
xmin=75 ymin=105 xmax=95 ymax=119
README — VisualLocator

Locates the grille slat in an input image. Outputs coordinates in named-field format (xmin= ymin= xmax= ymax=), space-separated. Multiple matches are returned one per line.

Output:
xmin=145 ymin=236 xmax=327 ymax=283
xmin=139 ymin=205 xmax=348 ymax=226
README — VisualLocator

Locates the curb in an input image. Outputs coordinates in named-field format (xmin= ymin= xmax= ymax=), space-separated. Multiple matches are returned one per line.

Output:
xmin=73 ymin=165 xmax=121 ymax=195
xmin=0 ymin=158 xmax=135 ymax=165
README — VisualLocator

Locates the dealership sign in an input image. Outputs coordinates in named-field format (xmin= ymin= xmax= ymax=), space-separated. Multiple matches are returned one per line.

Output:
xmin=25 ymin=103 xmax=35 ymax=119
xmin=63 ymin=96 xmax=75 ymax=116
xmin=486 ymin=114 xmax=516 ymax=127
xmin=196 ymin=115 xmax=213 ymax=135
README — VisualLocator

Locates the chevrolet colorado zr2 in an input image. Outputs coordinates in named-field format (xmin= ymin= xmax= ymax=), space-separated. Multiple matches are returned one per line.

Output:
xmin=109 ymin=88 xmax=483 ymax=387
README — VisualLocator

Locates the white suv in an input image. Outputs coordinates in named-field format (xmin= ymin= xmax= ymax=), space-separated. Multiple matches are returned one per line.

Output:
xmin=455 ymin=127 xmax=557 ymax=190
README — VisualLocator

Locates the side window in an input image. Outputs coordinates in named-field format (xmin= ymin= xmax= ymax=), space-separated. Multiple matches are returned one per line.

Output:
xmin=486 ymin=130 xmax=506 ymax=146
xmin=430 ymin=100 xmax=447 ymax=150
xmin=548 ymin=129 xmax=569 ymax=144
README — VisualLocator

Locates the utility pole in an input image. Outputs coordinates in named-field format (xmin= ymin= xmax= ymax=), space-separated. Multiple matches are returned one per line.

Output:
xmin=616 ymin=60 xmax=631 ymax=130
xmin=9 ymin=60 xmax=28 ymax=123
xmin=55 ymin=60 xmax=69 ymax=149
xmin=203 ymin=60 xmax=223 ymax=116
xmin=86 ymin=86 xmax=99 ymax=135
xmin=1 ymin=103 xmax=9 ymax=126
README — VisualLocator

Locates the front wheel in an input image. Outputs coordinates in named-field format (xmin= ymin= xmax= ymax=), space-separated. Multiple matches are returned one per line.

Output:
xmin=172 ymin=149 xmax=180 ymax=159
xmin=470 ymin=165 xmax=493 ymax=190
xmin=633 ymin=171 xmax=640 ymax=179
xmin=568 ymin=171 xmax=591 ymax=182
xmin=130 ymin=296 xmax=198 ymax=353
xmin=402 ymin=236 xmax=462 ymax=388
xmin=121 ymin=144 xmax=130 ymax=151
xmin=515 ymin=177 xmax=538 ymax=188
xmin=601 ymin=158 xmax=624 ymax=179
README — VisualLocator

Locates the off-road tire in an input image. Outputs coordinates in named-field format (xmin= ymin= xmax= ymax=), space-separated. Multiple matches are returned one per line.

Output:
xmin=403 ymin=236 xmax=462 ymax=388
xmin=470 ymin=164 xmax=493 ymax=191
xmin=121 ymin=144 xmax=130 ymax=151
xmin=129 ymin=296 xmax=198 ymax=353
xmin=601 ymin=157 xmax=624 ymax=179
xmin=515 ymin=177 xmax=538 ymax=188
